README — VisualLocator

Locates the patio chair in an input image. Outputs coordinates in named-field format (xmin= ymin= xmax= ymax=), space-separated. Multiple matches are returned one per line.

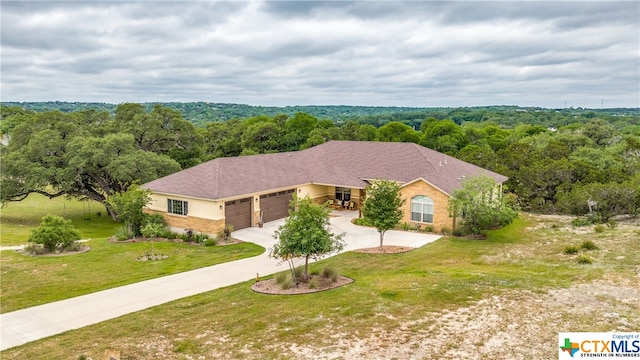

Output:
xmin=333 ymin=199 xmax=342 ymax=209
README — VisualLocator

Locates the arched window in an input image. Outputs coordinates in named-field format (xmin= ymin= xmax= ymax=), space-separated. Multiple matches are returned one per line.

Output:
xmin=411 ymin=195 xmax=434 ymax=223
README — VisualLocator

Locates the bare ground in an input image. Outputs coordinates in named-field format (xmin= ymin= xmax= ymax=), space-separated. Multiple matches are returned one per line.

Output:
xmin=127 ymin=279 xmax=639 ymax=360
xmin=279 ymin=282 xmax=640 ymax=360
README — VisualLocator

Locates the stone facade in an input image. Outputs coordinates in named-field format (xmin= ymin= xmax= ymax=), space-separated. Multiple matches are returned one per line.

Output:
xmin=144 ymin=209 xmax=225 ymax=235
xmin=400 ymin=179 xmax=454 ymax=232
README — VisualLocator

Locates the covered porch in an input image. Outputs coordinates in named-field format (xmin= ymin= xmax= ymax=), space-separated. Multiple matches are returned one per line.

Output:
xmin=297 ymin=183 xmax=364 ymax=212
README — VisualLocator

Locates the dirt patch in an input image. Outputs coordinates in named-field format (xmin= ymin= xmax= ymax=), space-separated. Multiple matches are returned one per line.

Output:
xmin=277 ymin=282 xmax=640 ymax=360
xmin=251 ymin=275 xmax=353 ymax=295
xmin=118 ymin=281 xmax=639 ymax=360
xmin=213 ymin=239 xmax=243 ymax=246
xmin=352 ymin=245 xmax=415 ymax=254
xmin=137 ymin=254 xmax=169 ymax=261
xmin=108 ymin=237 xmax=243 ymax=245
xmin=17 ymin=246 xmax=91 ymax=257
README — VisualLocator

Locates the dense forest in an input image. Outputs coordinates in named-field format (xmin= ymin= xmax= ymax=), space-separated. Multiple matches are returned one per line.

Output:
xmin=1 ymin=103 xmax=639 ymax=222
xmin=3 ymin=101 xmax=639 ymax=128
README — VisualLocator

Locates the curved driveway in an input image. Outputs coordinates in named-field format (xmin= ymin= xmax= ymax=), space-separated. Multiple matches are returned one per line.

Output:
xmin=0 ymin=211 xmax=440 ymax=351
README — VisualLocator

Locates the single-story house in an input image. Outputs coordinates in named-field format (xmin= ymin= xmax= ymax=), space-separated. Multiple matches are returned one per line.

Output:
xmin=142 ymin=140 xmax=507 ymax=234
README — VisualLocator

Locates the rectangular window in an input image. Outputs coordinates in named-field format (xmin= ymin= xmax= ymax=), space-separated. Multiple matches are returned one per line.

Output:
xmin=411 ymin=202 xmax=433 ymax=223
xmin=423 ymin=204 xmax=434 ymax=223
xmin=411 ymin=202 xmax=422 ymax=222
xmin=335 ymin=187 xmax=351 ymax=201
xmin=167 ymin=199 xmax=188 ymax=215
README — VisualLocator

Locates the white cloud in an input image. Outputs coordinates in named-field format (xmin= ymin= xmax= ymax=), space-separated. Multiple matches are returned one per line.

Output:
xmin=1 ymin=1 xmax=638 ymax=108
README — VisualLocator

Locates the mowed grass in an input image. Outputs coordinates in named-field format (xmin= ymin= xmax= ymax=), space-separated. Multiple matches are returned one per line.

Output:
xmin=0 ymin=194 xmax=115 ymax=246
xmin=3 ymin=214 xmax=637 ymax=359
xmin=0 ymin=194 xmax=264 ymax=313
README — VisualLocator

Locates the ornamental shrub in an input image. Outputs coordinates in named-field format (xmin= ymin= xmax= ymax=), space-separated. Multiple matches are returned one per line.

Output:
xmin=140 ymin=222 xmax=164 ymax=239
xmin=322 ymin=266 xmax=339 ymax=282
xmin=114 ymin=225 xmax=132 ymax=241
xmin=28 ymin=215 xmax=81 ymax=252
xmin=143 ymin=213 xmax=166 ymax=227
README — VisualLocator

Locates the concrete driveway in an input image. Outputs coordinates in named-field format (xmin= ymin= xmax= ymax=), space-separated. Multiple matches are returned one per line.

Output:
xmin=0 ymin=210 xmax=441 ymax=351
xmin=236 ymin=210 xmax=441 ymax=251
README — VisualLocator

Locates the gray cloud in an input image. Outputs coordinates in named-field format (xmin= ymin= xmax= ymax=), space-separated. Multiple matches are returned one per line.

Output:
xmin=1 ymin=0 xmax=638 ymax=108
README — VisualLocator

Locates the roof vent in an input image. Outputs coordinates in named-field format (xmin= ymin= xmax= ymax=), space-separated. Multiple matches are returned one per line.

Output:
xmin=439 ymin=161 xmax=442 ymax=167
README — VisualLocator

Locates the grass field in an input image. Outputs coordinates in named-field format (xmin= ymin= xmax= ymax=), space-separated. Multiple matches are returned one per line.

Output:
xmin=0 ymin=194 xmax=264 ymax=313
xmin=0 ymin=194 xmax=115 ymax=246
xmin=2 ymin=214 xmax=638 ymax=359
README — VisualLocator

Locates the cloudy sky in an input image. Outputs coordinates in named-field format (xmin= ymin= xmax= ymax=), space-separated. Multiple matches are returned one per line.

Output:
xmin=1 ymin=1 xmax=638 ymax=108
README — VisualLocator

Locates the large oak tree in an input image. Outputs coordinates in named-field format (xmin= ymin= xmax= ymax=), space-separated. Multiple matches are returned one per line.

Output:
xmin=1 ymin=105 xmax=186 ymax=219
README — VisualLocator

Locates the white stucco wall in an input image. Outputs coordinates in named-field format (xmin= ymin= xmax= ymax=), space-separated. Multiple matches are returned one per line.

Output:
xmin=296 ymin=184 xmax=329 ymax=201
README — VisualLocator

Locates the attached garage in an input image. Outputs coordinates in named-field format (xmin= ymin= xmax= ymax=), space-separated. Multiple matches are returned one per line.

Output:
xmin=260 ymin=189 xmax=295 ymax=223
xmin=225 ymin=197 xmax=252 ymax=230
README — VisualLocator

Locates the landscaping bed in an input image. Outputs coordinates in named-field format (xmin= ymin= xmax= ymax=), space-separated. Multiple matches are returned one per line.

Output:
xmin=251 ymin=275 xmax=353 ymax=295
xmin=17 ymin=245 xmax=91 ymax=257
xmin=352 ymin=245 xmax=415 ymax=254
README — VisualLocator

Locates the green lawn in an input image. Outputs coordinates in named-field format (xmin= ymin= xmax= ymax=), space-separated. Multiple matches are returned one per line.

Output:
xmin=2 ymin=214 xmax=637 ymax=359
xmin=0 ymin=194 xmax=264 ymax=313
xmin=0 ymin=194 xmax=115 ymax=246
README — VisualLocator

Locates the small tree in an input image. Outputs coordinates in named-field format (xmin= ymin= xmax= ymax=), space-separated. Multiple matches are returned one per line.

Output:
xmin=271 ymin=195 xmax=345 ymax=281
xmin=447 ymin=176 xmax=518 ymax=235
xmin=106 ymin=183 xmax=152 ymax=237
xmin=28 ymin=215 xmax=81 ymax=253
xmin=361 ymin=179 xmax=405 ymax=248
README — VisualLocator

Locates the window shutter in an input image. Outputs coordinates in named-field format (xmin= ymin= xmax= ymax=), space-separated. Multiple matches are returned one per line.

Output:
xmin=167 ymin=199 xmax=172 ymax=213
xmin=184 ymin=202 xmax=188 ymax=215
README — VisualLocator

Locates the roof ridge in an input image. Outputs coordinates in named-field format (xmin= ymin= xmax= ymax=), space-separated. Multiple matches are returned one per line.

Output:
xmin=409 ymin=142 xmax=437 ymax=166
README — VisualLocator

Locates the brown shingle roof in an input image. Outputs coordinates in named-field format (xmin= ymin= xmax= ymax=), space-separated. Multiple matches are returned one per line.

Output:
xmin=143 ymin=141 xmax=508 ymax=200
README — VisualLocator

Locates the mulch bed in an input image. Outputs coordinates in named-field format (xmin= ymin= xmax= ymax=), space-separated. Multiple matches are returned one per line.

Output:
xmin=352 ymin=245 xmax=416 ymax=254
xmin=251 ymin=275 xmax=354 ymax=295
xmin=108 ymin=237 xmax=243 ymax=245
xmin=18 ymin=245 xmax=91 ymax=257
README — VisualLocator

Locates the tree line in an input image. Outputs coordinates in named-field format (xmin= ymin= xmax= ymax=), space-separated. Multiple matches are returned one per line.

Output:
xmin=3 ymin=101 xmax=638 ymax=127
xmin=1 ymin=103 xmax=639 ymax=221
